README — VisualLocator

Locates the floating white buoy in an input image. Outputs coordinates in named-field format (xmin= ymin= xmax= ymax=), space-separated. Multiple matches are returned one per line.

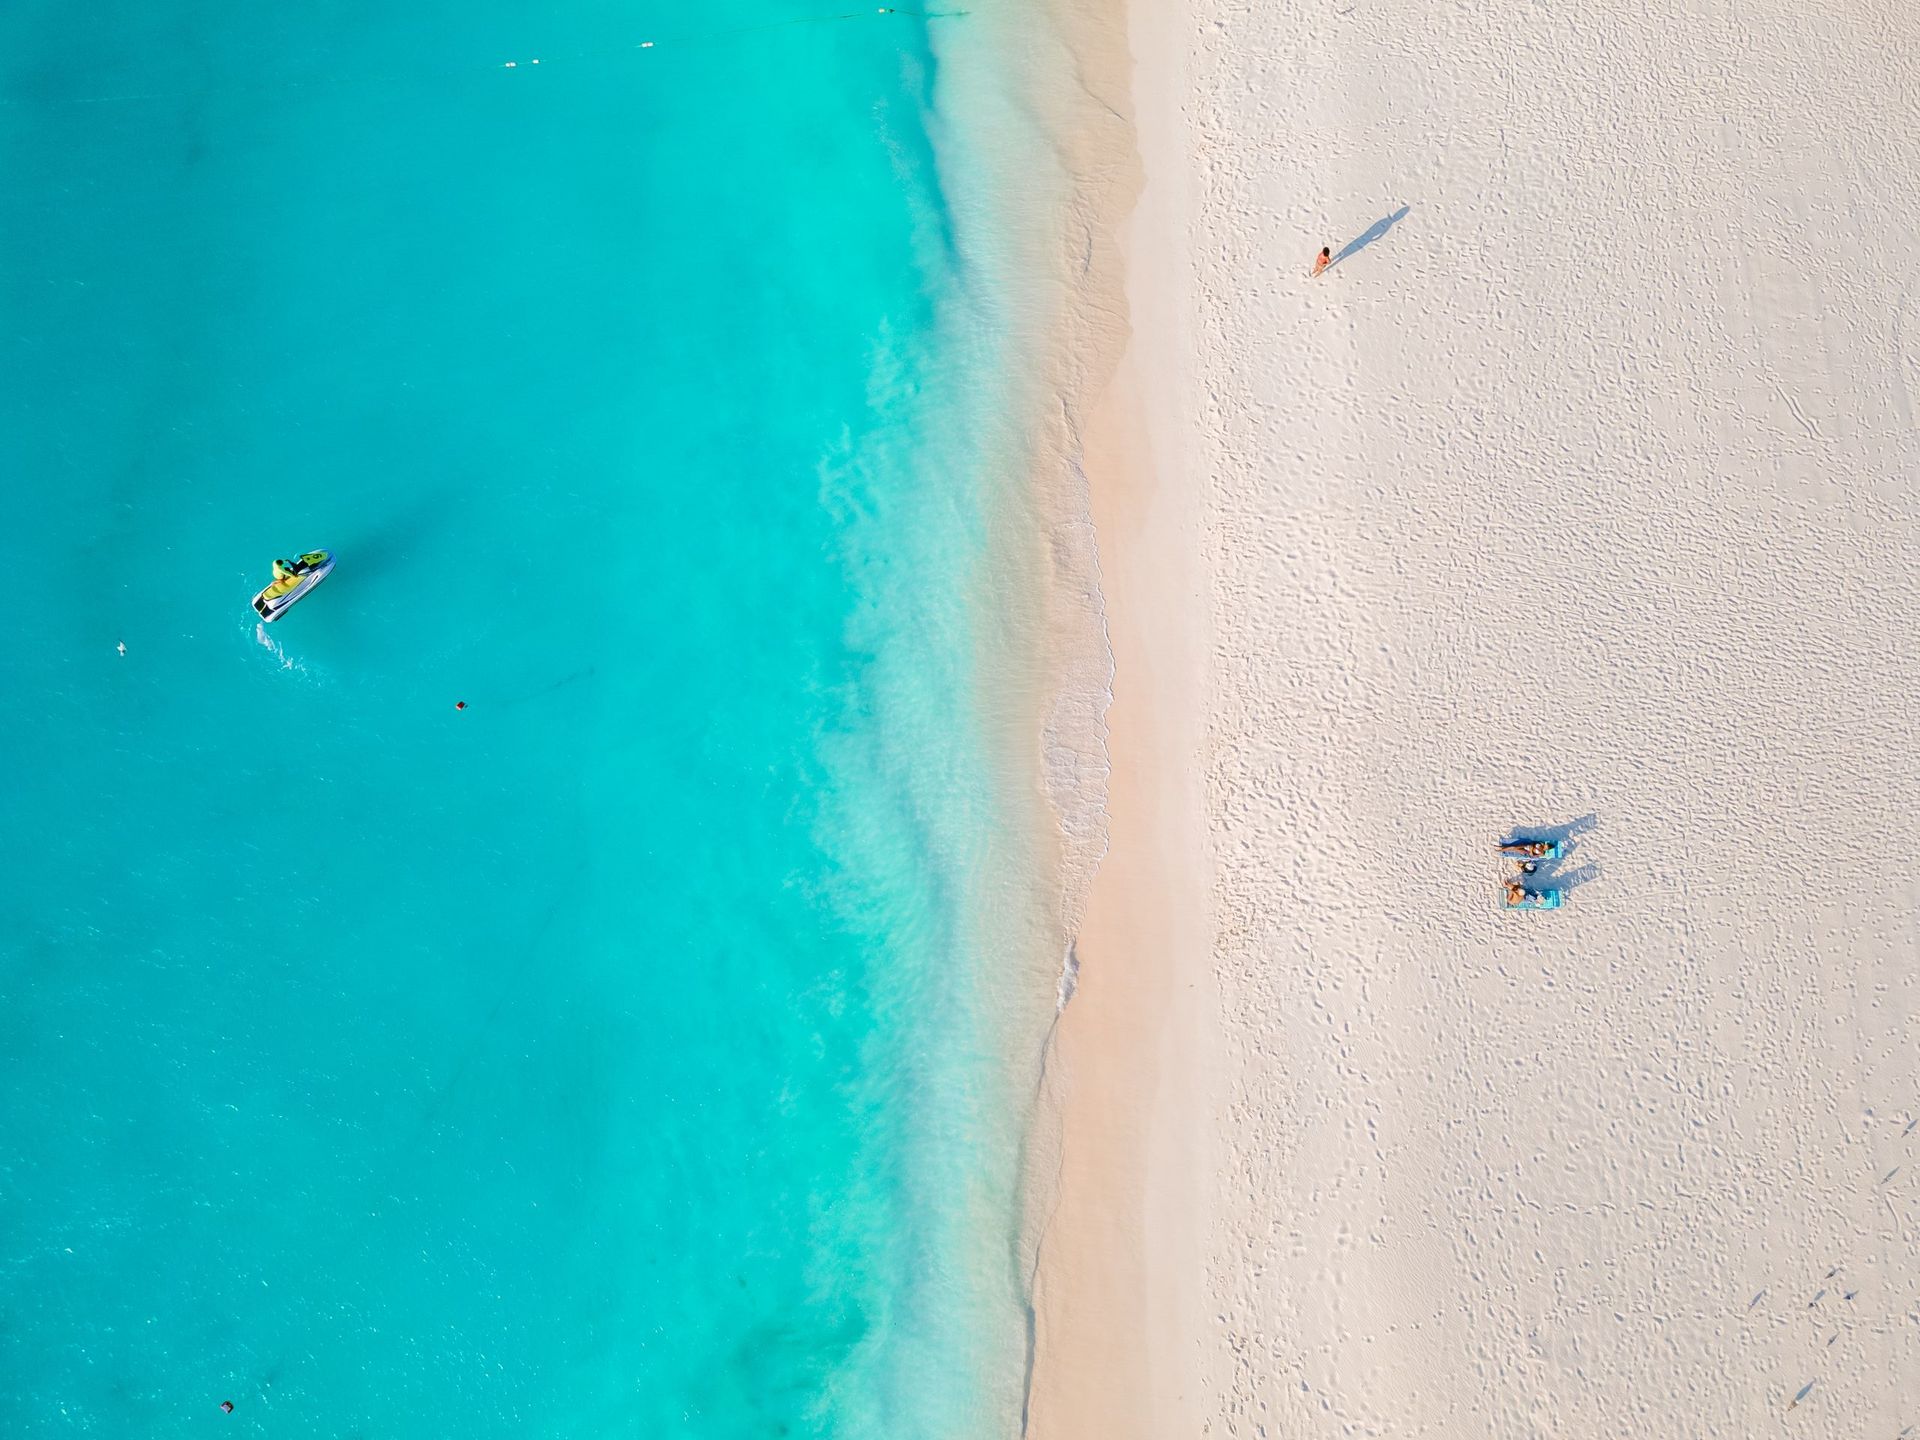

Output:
xmin=640 ymin=40 xmax=655 ymax=48
xmin=503 ymin=60 xmax=517 ymax=68
xmin=531 ymin=58 xmax=540 ymax=64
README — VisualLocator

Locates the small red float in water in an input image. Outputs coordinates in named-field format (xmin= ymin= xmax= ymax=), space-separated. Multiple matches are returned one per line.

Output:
xmin=455 ymin=701 xmax=466 ymax=711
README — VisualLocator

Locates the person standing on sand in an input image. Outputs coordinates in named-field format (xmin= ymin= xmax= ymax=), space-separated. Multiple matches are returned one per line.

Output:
xmin=1312 ymin=246 xmax=1332 ymax=278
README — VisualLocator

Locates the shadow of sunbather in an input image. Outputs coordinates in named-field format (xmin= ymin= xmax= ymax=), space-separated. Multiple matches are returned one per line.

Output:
xmin=1331 ymin=204 xmax=1412 ymax=268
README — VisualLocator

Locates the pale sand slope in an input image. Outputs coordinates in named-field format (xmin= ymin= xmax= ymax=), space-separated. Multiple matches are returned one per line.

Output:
xmin=1047 ymin=0 xmax=1920 ymax=1435
xmin=1182 ymin=0 xmax=1920 ymax=1433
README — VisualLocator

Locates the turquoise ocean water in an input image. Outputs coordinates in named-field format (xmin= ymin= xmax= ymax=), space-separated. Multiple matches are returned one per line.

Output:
xmin=1 ymin=3 xmax=1061 ymax=1434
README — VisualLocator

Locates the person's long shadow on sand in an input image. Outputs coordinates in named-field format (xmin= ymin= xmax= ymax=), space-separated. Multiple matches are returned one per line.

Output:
xmin=1538 ymin=859 xmax=1600 ymax=893
xmin=1331 ymin=204 xmax=1412 ymax=269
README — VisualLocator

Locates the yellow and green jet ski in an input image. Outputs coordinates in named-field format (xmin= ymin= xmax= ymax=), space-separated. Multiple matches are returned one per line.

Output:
xmin=251 ymin=550 xmax=333 ymax=621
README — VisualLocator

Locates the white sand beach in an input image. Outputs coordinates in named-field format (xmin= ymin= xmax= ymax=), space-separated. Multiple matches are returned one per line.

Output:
xmin=1032 ymin=0 xmax=1920 ymax=1434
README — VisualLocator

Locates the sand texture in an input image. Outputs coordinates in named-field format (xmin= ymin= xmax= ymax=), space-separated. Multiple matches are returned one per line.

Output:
xmin=1190 ymin=0 xmax=1920 ymax=1432
xmin=1043 ymin=0 xmax=1920 ymax=1434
